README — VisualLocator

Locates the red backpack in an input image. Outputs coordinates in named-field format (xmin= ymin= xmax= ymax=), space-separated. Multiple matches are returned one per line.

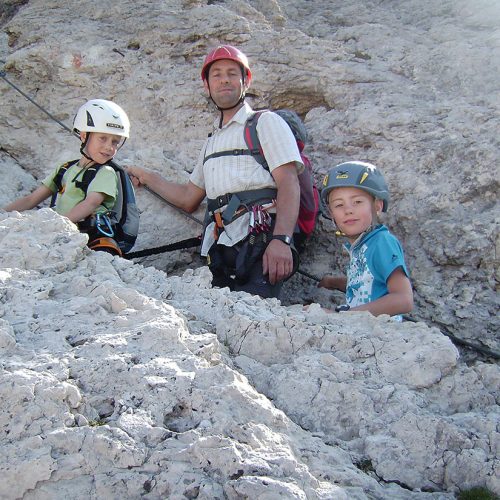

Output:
xmin=244 ymin=109 xmax=320 ymax=239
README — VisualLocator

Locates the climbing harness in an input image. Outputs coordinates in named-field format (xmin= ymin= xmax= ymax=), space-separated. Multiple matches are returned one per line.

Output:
xmin=87 ymin=236 xmax=122 ymax=256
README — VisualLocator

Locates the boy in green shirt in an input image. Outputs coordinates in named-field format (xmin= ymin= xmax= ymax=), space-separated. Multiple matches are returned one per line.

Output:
xmin=4 ymin=99 xmax=130 ymax=255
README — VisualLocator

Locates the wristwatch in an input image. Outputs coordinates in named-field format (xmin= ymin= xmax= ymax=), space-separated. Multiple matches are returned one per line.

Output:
xmin=271 ymin=234 xmax=292 ymax=246
xmin=335 ymin=304 xmax=350 ymax=312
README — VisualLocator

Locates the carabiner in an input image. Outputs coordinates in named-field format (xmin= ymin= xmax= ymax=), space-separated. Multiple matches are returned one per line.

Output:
xmin=95 ymin=213 xmax=115 ymax=237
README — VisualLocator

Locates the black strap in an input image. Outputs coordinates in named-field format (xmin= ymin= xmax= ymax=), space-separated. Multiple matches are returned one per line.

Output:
xmin=203 ymin=148 xmax=252 ymax=164
xmin=73 ymin=164 xmax=102 ymax=193
xmin=207 ymin=188 xmax=277 ymax=213
xmin=124 ymin=236 xmax=201 ymax=259
xmin=202 ymin=111 xmax=270 ymax=170
xmin=50 ymin=159 xmax=80 ymax=207
xmin=50 ymin=160 xmax=103 ymax=199
xmin=206 ymin=187 xmax=277 ymax=226
xmin=244 ymin=110 xmax=269 ymax=170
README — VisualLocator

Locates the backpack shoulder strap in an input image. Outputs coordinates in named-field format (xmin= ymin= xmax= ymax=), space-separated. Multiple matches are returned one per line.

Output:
xmin=50 ymin=159 xmax=79 ymax=207
xmin=75 ymin=164 xmax=103 ymax=194
xmin=202 ymin=147 xmax=253 ymax=164
xmin=202 ymin=110 xmax=271 ymax=167
xmin=243 ymin=110 xmax=269 ymax=171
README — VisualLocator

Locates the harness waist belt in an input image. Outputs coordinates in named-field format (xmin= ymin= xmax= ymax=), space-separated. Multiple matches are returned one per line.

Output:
xmin=207 ymin=188 xmax=277 ymax=225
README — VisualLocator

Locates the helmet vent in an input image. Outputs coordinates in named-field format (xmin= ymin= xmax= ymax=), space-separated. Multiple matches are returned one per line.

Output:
xmin=86 ymin=111 xmax=95 ymax=127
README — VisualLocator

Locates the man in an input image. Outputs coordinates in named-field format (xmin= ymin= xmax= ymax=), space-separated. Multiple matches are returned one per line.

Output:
xmin=128 ymin=45 xmax=302 ymax=298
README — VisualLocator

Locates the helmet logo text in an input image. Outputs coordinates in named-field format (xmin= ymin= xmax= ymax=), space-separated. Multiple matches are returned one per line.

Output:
xmin=106 ymin=123 xmax=124 ymax=130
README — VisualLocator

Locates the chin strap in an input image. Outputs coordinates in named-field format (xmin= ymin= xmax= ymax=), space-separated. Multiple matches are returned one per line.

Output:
xmin=211 ymin=94 xmax=246 ymax=128
xmin=79 ymin=134 xmax=93 ymax=161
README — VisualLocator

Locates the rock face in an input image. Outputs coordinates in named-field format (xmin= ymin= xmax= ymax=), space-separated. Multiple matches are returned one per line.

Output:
xmin=0 ymin=1 xmax=499 ymax=498
xmin=1 ymin=210 xmax=499 ymax=499
xmin=1 ymin=0 xmax=498 ymax=352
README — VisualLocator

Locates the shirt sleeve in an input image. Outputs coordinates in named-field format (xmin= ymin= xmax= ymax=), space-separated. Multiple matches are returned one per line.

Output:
xmin=41 ymin=167 xmax=61 ymax=193
xmin=87 ymin=165 xmax=118 ymax=206
xmin=256 ymin=111 xmax=304 ymax=174
xmin=189 ymin=139 xmax=209 ymax=190
xmin=371 ymin=232 xmax=410 ymax=284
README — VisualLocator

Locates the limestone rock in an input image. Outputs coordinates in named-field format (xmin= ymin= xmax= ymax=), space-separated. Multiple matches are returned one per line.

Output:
xmin=1 ymin=0 xmax=499 ymax=497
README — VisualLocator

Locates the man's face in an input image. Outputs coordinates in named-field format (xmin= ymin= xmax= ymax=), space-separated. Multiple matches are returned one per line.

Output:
xmin=205 ymin=59 xmax=247 ymax=108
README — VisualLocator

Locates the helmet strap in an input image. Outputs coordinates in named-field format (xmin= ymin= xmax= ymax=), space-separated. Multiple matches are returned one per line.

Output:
xmin=80 ymin=133 xmax=94 ymax=162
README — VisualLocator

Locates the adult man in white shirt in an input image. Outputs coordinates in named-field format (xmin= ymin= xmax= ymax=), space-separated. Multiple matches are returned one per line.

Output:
xmin=128 ymin=45 xmax=302 ymax=298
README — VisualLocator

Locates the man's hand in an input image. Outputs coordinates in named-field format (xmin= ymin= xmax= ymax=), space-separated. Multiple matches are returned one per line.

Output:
xmin=262 ymin=239 xmax=294 ymax=284
xmin=125 ymin=166 xmax=150 ymax=188
xmin=125 ymin=167 xmax=206 ymax=213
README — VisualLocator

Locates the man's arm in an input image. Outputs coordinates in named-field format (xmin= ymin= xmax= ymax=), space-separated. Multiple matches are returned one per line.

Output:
xmin=127 ymin=166 xmax=205 ymax=213
xmin=263 ymin=162 xmax=300 ymax=284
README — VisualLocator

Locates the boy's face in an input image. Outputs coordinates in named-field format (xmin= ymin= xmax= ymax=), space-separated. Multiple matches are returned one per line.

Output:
xmin=81 ymin=132 xmax=124 ymax=164
xmin=328 ymin=186 xmax=383 ymax=242
xmin=204 ymin=59 xmax=248 ymax=109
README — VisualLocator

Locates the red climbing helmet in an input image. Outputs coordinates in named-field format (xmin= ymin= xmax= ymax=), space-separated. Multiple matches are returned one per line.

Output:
xmin=201 ymin=45 xmax=252 ymax=83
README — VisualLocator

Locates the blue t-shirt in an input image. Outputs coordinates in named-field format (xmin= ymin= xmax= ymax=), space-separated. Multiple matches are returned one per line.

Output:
xmin=344 ymin=225 xmax=409 ymax=320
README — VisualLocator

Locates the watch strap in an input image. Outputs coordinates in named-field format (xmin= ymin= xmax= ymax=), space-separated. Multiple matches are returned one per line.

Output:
xmin=271 ymin=234 xmax=292 ymax=245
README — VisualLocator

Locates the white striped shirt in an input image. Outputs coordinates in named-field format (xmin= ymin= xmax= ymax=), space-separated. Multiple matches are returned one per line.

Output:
xmin=190 ymin=102 xmax=303 ymax=254
xmin=190 ymin=102 xmax=303 ymax=198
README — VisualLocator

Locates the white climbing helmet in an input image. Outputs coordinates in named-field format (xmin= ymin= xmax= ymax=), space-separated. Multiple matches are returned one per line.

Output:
xmin=73 ymin=99 xmax=130 ymax=138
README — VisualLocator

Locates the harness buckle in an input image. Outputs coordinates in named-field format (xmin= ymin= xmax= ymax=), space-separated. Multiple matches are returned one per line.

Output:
xmin=217 ymin=195 xmax=228 ymax=207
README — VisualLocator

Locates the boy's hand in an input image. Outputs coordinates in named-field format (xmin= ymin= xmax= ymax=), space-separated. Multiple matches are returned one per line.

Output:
xmin=335 ymin=304 xmax=350 ymax=312
xmin=318 ymin=275 xmax=336 ymax=290
xmin=318 ymin=275 xmax=347 ymax=292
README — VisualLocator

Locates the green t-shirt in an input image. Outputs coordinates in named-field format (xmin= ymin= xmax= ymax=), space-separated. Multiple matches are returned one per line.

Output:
xmin=43 ymin=161 xmax=118 ymax=216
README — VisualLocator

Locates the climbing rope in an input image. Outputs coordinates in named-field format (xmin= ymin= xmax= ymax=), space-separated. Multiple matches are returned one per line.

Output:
xmin=0 ymin=61 xmax=78 ymax=137
xmin=124 ymin=236 xmax=201 ymax=259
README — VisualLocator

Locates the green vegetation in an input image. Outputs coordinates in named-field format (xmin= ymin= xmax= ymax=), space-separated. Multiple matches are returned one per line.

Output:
xmin=458 ymin=487 xmax=499 ymax=500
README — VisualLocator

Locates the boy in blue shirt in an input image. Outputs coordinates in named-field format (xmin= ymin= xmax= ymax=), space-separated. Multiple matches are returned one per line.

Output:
xmin=319 ymin=161 xmax=413 ymax=320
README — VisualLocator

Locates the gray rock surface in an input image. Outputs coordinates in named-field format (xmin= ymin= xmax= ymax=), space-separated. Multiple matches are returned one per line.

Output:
xmin=1 ymin=210 xmax=498 ymax=498
xmin=0 ymin=1 xmax=499 ymax=498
